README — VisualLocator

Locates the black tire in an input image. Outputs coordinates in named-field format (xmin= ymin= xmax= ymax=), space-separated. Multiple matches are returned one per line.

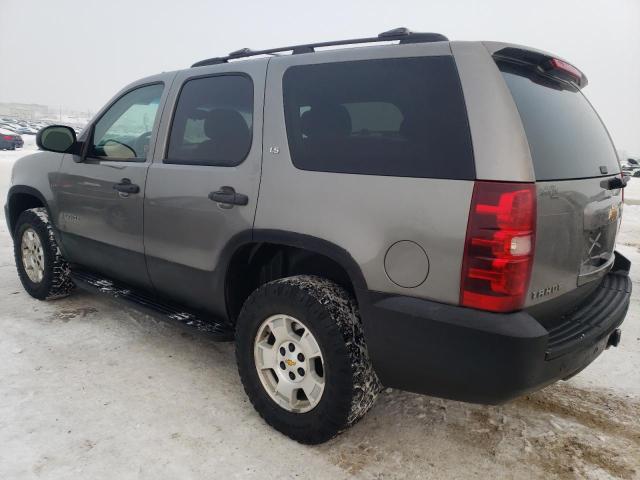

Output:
xmin=236 ymin=275 xmax=381 ymax=444
xmin=13 ymin=208 xmax=74 ymax=300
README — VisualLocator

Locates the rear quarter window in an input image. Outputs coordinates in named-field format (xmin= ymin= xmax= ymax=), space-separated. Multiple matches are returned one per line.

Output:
xmin=282 ymin=56 xmax=475 ymax=179
xmin=498 ymin=61 xmax=619 ymax=180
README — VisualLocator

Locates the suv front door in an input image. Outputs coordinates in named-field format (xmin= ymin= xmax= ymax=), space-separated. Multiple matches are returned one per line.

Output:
xmin=144 ymin=61 xmax=267 ymax=318
xmin=55 ymin=77 xmax=171 ymax=289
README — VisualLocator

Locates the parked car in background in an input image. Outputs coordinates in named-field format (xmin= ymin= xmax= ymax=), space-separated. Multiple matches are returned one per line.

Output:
xmin=18 ymin=125 xmax=38 ymax=135
xmin=0 ymin=128 xmax=23 ymax=149
xmin=0 ymin=123 xmax=20 ymax=132
xmin=1 ymin=121 xmax=35 ymax=135
xmin=0 ymin=119 xmax=52 ymax=134
xmin=3 ymin=123 xmax=34 ymax=135
xmin=622 ymin=157 xmax=640 ymax=176
xmin=10 ymin=130 xmax=23 ymax=148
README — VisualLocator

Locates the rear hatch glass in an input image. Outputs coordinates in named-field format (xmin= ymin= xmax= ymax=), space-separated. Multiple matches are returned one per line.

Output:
xmin=496 ymin=58 xmax=622 ymax=307
xmin=499 ymin=61 xmax=619 ymax=180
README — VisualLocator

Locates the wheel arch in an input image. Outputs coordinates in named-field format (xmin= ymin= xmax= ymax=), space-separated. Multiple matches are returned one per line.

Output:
xmin=6 ymin=186 xmax=51 ymax=238
xmin=224 ymin=229 xmax=368 ymax=322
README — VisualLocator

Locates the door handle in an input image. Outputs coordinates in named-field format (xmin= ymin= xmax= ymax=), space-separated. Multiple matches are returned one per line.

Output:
xmin=113 ymin=178 xmax=140 ymax=194
xmin=208 ymin=186 xmax=248 ymax=206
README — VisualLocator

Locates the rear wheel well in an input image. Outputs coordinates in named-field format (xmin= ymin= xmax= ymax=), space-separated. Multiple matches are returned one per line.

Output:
xmin=226 ymin=243 xmax=356 ymax=323
xmin=8 ymin=193 xmax=45 ymax=235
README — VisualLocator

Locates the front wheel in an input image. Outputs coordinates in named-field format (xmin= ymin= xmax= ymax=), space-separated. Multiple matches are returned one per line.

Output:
xmin=13 ymin=208 xmax=74 ymax=300
xmin=235 ymin=275 xmax=381 ymax=444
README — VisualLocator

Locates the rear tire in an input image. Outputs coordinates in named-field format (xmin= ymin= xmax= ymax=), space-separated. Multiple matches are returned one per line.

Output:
xmin=235 ymin=275 xmax=381 ymax=444
xmin=13 ymin=208 xmax=74 ymax=300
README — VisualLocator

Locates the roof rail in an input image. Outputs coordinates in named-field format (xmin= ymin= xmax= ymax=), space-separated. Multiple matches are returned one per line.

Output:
xmin=191 ymin=27 xmax=448 ymax=68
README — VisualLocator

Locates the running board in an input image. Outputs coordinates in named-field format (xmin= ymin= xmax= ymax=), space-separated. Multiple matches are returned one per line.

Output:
xmin=70 ymin=269 xmax=234 ymax=341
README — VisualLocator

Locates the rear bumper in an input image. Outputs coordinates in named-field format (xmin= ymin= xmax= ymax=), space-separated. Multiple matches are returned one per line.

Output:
xmin=360 ymin=251 xmax=632 ymax=404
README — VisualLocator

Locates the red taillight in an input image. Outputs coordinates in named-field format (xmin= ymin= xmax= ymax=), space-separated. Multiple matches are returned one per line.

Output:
xmin=460 ymin=181 xmax=536 ymax=312
xmin=3 ymin=135 xmax=12 ymax=140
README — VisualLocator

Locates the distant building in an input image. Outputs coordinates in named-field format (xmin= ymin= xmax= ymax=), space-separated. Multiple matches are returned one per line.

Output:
xmin=0 ymin=102 xmax=49 ymax=120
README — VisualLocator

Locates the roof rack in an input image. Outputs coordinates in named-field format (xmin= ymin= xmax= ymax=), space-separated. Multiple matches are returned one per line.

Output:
xmin=191 ymin=27 xmax=448 ymax=68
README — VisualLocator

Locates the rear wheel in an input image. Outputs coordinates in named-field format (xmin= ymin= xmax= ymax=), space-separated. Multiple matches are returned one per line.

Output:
xmin=236 ymin=275 xmax=381 ymax=444
xmin=13 ymin=208 xmax=74 ymax=300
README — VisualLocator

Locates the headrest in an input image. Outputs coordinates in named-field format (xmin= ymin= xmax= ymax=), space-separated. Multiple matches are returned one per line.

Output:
xmin=299 ymin=105 xmax=351 ymax=138
xmin=204 ymin=109 xmax=249 ymax=141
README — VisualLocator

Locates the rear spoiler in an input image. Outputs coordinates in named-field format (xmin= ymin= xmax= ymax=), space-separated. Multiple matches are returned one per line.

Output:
xmin=491 ymin=46 xmax=588 ymax=89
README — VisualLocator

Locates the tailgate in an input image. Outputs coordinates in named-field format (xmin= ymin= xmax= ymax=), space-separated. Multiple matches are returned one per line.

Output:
xmin=533 ymin=177 xmax=621 ymax=307
xmin=494 ymin=50 xmax=622 ymax=310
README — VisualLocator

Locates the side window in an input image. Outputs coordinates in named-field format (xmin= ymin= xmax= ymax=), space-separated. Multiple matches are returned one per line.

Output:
xmin=90 ymin=83 xmax=163 ymax=161
xmin=166 ymin=75 xmax=253 ymax=167
xmin=282 ymin=57 xmax=475 ymax=179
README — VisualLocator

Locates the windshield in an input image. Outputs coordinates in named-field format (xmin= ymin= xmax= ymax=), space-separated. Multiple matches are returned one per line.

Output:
xmin=498 ymin=61 xmax=619 ymax=181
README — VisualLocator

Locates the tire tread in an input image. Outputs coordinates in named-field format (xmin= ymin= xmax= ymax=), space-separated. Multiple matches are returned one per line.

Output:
xmin=13 ymin=207 xmax=74 ymax=300
xmin=235 ymin=275 xmax=381 ymax=444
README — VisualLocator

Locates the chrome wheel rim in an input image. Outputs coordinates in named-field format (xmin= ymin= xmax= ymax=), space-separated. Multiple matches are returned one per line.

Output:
xmin=253 ymin=314 xmax=325 ymax=413
xmin=21 ymin=228 xmax=45 ymax=284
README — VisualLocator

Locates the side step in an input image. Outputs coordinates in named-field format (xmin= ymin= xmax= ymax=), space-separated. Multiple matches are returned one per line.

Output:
xmin=71 ymin=269 xmax=234 ymax=341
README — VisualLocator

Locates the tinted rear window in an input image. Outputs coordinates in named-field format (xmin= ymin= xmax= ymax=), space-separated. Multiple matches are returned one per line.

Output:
xmin=498 ymin=62 xmax=619 ymax=180
xmin=282 ymin=56 xmax=474 ymax=179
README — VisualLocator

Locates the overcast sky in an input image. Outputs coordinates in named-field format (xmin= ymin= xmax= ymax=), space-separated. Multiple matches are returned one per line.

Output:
xmin=1 ymin=0 xmax=639 ymax=153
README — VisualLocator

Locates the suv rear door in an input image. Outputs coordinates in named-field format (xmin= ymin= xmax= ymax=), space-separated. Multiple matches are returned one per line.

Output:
xmin=143 ymin=60 xmax=266 ymax=318
xmin=492 ymin=48 xmax=622 ymax=313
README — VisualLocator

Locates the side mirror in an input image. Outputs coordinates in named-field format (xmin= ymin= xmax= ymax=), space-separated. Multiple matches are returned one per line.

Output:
xmin=36 ymin=125 xmax=78 ymax=153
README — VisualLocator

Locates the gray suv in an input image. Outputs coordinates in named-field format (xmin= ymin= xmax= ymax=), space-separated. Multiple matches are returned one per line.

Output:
xmin=5 ymin=28 xmax=632 ymax=444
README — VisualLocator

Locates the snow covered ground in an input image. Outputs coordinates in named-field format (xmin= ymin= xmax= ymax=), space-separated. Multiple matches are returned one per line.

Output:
xmin=0 ymin=140 xmax=638 ymax=479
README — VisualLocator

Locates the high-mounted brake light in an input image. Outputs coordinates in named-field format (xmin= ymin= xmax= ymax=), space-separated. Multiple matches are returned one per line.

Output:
xmin=493 ymin=47 xmax=588 ymax=88
xmin=547 ymin=58 xmax=583 ymax=84
xmin=460 ymin=181 xmax=536 ymax=313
